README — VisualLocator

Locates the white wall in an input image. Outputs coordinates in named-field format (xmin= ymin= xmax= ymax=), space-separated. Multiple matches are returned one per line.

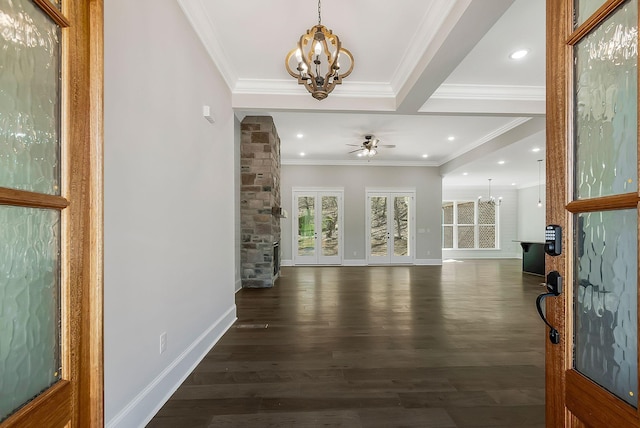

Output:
xmin=442 ymin=187 xmax=520 ymax=259
xmin=517 ymin=184 xmax=546 ymax=242
xmin=281 ymin=165 xmax=442 ymax=264
xmin=104 ymin=1 xmax=236 ymax=426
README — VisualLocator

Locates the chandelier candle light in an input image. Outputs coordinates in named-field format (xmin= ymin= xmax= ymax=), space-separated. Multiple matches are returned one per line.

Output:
xmin=285 ymin=0 xmax=354 ymax=100
xmin=478 ymin=178 xmax=502 ymax=206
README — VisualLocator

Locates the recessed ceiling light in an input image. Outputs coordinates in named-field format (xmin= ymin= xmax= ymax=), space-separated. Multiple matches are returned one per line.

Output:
xmin=296 ymin=133 xmax=304 ymax=138
xmin=512 ymin=182 xmax=517 ymax=186
xmin=532 ymin=147 xmax=541 ymax=152
xmin=300 ymin=152 xmax=305 ymax=157
xmin=462 ymin=172 xmax=469 ymax=176
xmin=447 ymin=136 xmax=455 ymax=141
xmin=510 ymin=49 xmax=529 ymax=60
xmin=498 ymin=160 xmax=506 ymax=165
xmin=422 ymin=154 xmax=429 ymax=158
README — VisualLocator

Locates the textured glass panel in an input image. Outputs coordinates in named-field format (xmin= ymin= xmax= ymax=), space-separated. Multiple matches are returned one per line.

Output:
xmin=575 ymin=0 xmax=606 ymax=28
xmin=297 ymin=197 xmax=315 ymax=257
xmin=457 ymin=202 xmax=475 ymax=224
xmin=0 ymin=0 xmax=61 ymax=195
xmin=575 ymin=1 xmax=638 ymax=199
xmin=574 ymin=209 xmax=637 ymax=407
xmin=457 ymin=226 xmax=475 ymax=249
xmin=0 ymin=206 xmax=61 ymax=421
xmin=478 ymin=201 xmax=495 ymax=225
xmin=442 ymin=202 xmax=453 ymax=224
xmin=370 ymin=196 xmax=387 ymax=257
xmin=443 ymin=226 xmax=453 ymax=249
xmin=321 ymin=196 xmax=338 ymax=257
xmin=393 ymin=197 xmax=409 ymax=257
xmin=479 ymin=226 xmax=496 ymax=249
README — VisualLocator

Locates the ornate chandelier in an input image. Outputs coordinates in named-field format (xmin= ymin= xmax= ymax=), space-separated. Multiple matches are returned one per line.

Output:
xmin=478 ymin=179 xmax=502 ymax=206
xmin=285 ymin=0 xmax=354 ymax=100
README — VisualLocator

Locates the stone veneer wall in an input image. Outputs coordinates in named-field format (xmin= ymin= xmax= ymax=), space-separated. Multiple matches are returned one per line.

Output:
xmin=240 ymin=116 xmax=281 ymax=288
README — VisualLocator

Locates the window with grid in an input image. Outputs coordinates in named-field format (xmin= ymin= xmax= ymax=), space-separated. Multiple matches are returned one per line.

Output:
xmin=442 ymin=200 xmax=498 ymax=249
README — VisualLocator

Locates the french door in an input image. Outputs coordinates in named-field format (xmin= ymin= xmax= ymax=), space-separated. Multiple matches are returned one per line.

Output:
xmin=366 ymin=191 xmax=415 ymax=264
xmin=0 ymin=1 xmax=103 ymax=427
xmin=293 ymin=190 xmax=343 ymax=265
xmin=546 ymin=0 xmax=640 ymax=426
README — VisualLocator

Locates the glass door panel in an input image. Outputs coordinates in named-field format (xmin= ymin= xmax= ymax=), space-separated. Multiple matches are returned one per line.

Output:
xmin=297 ymin=196 xmax=315 ymax=258
xmin=0 ymin=0 xmax=64 ymax=423
xmin=370 ymin=196 xmax=388 ymax=258
xmin=574 ymin=0 xmax=638 ymax=199
xmin=293 ymin=191 xmax=343 ymax=265
xmin=367 ymin=192 xmax=414 ymax=264
xmin=574 ymin=209 xmax=638 ymax=406
xmin=0 ymin=0 xmax=61 ymax=196
xmin=393 ymin=196 xmax=409 ymax=257
xmin=321 ymin=196 xmax=339 ymax=257
xmin=575 ymin=0 xmax=607 ymax=28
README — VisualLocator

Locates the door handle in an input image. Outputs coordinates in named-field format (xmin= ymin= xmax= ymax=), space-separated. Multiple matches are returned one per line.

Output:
xmin=536 ymin=271 xmax=562 ymax=344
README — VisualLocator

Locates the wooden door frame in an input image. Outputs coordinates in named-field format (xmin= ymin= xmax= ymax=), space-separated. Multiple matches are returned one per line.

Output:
xmin=1 ymin=0 xmax=104 ymax=427
xmin=546 ymin=0 xmax=640 ymax=426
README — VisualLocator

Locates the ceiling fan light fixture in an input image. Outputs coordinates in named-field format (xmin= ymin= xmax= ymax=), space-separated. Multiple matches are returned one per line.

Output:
xmin=285 ymin=0 xmax=354 ymax=100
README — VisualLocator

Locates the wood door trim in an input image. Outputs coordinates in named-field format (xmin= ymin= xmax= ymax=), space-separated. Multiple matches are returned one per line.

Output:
xmin=566 ymin=193 xmax=640 ymax=213
xmin=545 ymin=0 xmax=572 ymax=426
xmin=33 ymin=0 xmax=71 ymax=27
xmin=565 ymin=369 xmax=638 ymax=426
xmin=567 ymin=0 xmax=628 ymax=45
xmin=2 ymin=381 xmax=72 ymax=428
xmin=0 ymin=188 xmax=69 ymax=209
xmin=63 ymin=0 xmax=104 ymax=426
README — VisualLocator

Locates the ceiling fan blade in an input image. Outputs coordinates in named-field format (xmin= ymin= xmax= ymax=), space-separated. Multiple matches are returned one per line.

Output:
xmin=348 ymin=148 xmax=364 ymax=154
xmin=346 ymin=144 xmax=362 ymax=147
xmin=379 ymin=144 xmax=396 ymax=148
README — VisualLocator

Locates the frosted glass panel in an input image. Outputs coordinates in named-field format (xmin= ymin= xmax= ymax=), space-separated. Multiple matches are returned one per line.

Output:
xmin=297 ymin=197 xmax=315 ymax=257
xmin=0 ymin=206 xmax=61 ymax=421
xmin=575 ymin=1 xmax=638 ymax=199
xmin=321 ymin=196 xmax=338 ymax=257
xmin=575 ymin=0 xmax=606 ymax=28
xmin=574 ymin=210 xmax=637 ymax=407
xmin=0 ymin=0 xmax=61 ymax=195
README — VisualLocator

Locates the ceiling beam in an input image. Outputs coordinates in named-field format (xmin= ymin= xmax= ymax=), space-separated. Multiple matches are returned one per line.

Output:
xmin=396 ymin=0 xmax=515 ymax=114
xmin=439 ymin=116 xmax=546 ymax=175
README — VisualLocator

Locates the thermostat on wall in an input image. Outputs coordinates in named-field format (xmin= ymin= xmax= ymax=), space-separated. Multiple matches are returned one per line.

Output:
xmin=203 ymin=105 xmax=215 ymax=124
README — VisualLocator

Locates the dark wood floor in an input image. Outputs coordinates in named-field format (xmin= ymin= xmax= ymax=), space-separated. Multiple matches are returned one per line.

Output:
xmin=148 ymin=260 xmax=546 ymax=428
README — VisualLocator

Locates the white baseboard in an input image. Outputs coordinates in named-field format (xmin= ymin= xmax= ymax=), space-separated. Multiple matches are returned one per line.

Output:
xmin=235 ymin=278 xmax=242 ymax=292
xmin=106 ymin=305 xmax=237 ymax=428
xmin=414 ymin=259 xmax=443 ymax=266
xmin=281 ymin=259 xmax=293 ymax=266
xmin=343 ymin=259 xmax=367 ymax=266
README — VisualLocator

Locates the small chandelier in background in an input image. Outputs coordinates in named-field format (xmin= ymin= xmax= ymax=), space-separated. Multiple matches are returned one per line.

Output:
xmin=537 ymin=159 xmax=543 ymax=207
xmin=478 ymin=178 xmax=502 ymax=206
xmin=285 ymin=0 xmax=354 ymax=100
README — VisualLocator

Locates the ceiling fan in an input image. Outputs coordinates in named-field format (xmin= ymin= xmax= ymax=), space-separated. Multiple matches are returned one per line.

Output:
xmin=347 ymin=135 xmax=396 ymax=157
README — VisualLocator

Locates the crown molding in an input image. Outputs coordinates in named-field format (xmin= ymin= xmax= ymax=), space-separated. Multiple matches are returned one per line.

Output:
xmin=438 ymin=117 xmax=532 ymax=166
xmin=282 ymin=159 xmax=439 ymax=167
xmin=389 ymin=1 xmax=463 ymax=93
xmin=234 ymin=79 xmax=395 ymax=98
xmin=177 ymin=0 xmax=237 ymax=90
xmin=432 ymin=84 xmax=546 ymax=101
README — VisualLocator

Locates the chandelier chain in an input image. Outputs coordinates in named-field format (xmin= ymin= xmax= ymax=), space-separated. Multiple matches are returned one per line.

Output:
xmin=318 ymin=0 xmax=322 ymax=25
